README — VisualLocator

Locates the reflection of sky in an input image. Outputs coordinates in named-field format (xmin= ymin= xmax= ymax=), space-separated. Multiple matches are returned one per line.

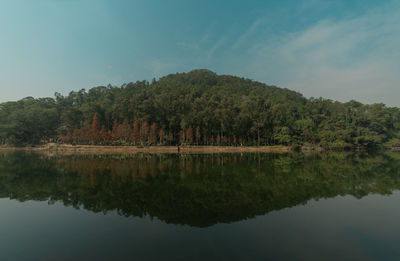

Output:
xmin=1 ymin=192 xmax=400 ymax=260
xmin=1 ymin=0 xmax=400 ymax=106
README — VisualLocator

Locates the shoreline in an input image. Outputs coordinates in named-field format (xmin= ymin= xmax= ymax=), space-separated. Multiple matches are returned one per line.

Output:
xmin=0 ymin=143 xmax=292 ymax=155
xmin=2 ymin=144 xmax=399 ymax=155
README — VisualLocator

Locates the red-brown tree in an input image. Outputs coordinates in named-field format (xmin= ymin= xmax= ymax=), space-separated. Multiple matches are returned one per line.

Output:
xmin=140 ymin=121 xmax=149 ymax=144
xmin=149 ymin=122 xmax=157 ymax=144
xmin=158 ymin=128 xmax=165 ymax=144
xmin=186 ymin=126 xmax=193 ymax=144
xmin=216 ymin=135 xmax=221 ymax=145
xmin=130 ymin=120 xmax=140 ymax=144
xmin=90 ymin=113 xmax=101 ymax=142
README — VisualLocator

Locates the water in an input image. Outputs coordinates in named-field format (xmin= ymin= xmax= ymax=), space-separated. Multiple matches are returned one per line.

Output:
xmin=1 ymin=151 xmax=400 ymax=260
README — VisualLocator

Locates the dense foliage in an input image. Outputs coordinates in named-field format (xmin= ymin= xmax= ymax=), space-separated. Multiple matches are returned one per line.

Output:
xmin=1 ymin=69 xmax=400 ymax=147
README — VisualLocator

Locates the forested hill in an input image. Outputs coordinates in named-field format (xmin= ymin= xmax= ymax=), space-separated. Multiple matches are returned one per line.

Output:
xmin=1 ymin=69 xmax=400 ymax=148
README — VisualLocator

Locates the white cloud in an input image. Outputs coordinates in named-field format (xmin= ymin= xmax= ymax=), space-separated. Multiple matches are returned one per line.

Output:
xmin=207 ymin=36 xmax=227 ymax=60
xmin=238 ymin=4 xmax=400 ymax=106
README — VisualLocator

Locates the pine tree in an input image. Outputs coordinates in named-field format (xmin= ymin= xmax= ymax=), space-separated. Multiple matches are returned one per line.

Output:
xmin=223 ymin=135 xmax=228 ymax=144
xmin=158 ymin=128 xmax=165 ymax=145
xmin=140 ymin=121 xmax=149 ymax=144
xmin=186 ymin=126 xmax=193 ymax=144
xmin=239 ymin=136 xmax=243 ymax=146
xmin=130 ymin=120 xmax=140 ymax=144
xmin=149 ymin=122 xmax=157 ymax=144
xmin=216 ymin=135 xmax=221 ymax=145
xmin=195 ymin=126 xmax=201 ymax=145
xmin=91 ymin=113 xmax=100 ymax=142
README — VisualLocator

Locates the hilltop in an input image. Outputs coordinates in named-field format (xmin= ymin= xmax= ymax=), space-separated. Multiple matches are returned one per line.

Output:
xmin=1 ymin=69 xmax=400 ymax=149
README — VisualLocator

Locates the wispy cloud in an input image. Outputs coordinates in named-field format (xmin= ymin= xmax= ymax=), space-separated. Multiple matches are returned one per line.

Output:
xmin=238 ymin=3 xmax=400 ymax=106
xmin=231 ymin=18 xmax=263 ymax=50
xmin=207 ymin=36 xmax=227 ymax=60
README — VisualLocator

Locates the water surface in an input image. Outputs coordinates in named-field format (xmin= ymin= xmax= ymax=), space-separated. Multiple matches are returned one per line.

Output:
xmin=1 ymin=151 xmax=400 ymax=260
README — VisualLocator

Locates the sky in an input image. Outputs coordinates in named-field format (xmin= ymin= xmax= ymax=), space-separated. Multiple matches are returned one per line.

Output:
xmin=1 ymin=0 xmax=400 ymax=106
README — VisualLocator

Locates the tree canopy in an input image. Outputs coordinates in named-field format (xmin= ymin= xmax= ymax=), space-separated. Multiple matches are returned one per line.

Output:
xmin=1 ymin=69 xmax=400 ymax=147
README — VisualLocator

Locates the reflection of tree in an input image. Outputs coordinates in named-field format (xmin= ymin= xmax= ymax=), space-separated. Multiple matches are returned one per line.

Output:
xmin=0 ymin=152 xmax=400 ymax=227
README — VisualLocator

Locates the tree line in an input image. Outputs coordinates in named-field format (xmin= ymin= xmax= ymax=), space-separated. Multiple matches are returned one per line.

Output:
xmin=1 ymin=69 xmax=400 ymax=147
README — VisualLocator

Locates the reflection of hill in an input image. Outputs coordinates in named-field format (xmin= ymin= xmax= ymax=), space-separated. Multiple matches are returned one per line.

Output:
xmin=0 ymin=152 xmax=400 ymax=227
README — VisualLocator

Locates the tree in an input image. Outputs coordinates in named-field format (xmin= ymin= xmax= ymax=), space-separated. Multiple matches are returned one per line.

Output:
xmin=216 ymin=135 xmax=221 ymax=145
xmin=186 ymin=126 xmax=193 ymax=144
xmin=111 ymin=119 xmax=119 ymax=141
xmin=1 ymin=69 xmax=400 ymax=148
xmin=195 ymin=126 xmax=201 ymax=145
xmin=141 ymin=121 xmax=149 ymax=144
xmin=159 ymin=128 xmax=166 ymax=145
xmin=149 ymin=122 xmax=157 ymax=144
xmin=118 ymin=119 xmax=131 ymax=142
xmin=131 ymin=121 xmax=140 ymax=144
xmin=91 ymin=113 xmax=101 ymax=142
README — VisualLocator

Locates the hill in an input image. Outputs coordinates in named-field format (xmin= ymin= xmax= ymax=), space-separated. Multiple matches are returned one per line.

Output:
xmin=1 ymin=69 xmax=400 ymax=148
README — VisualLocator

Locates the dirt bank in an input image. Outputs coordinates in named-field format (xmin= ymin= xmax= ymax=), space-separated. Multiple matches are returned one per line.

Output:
xmin=0 ymin=143 xmax=292 ymax=155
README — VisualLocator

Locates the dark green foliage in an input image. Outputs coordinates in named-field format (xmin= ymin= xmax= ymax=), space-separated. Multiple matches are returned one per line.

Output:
xmin=0 ymin=97 xmax=59 ymax=145
xmin=1 ymin=69 xmax=400 ymax=147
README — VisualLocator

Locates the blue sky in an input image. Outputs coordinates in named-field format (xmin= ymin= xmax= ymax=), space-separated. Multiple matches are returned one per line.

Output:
xmin=1 ymin=0 xmax=400 ymax=106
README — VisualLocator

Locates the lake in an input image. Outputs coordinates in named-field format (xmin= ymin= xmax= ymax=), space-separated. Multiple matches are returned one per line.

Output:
xmin=1 ymin=151 xmax=400 ymax=260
